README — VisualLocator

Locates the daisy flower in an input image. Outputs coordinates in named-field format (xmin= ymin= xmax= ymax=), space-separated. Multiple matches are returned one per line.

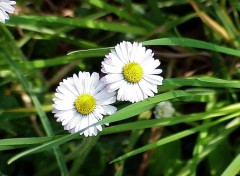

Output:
xmin=52 ymin=71 xmax=117 ymax=137
xmin=101 ymin=41 xmax=163 ymax=103
xmin=154 ymin=101 xmax=175 ymax=118
xmin=0 ymin=0 xmax=16 ymax=23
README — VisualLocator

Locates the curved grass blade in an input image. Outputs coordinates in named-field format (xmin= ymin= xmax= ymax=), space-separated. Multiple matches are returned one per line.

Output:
xmin=178 ymin=117 xmax=240 ymax=176
xmin=98 ymin=90 xmax=190 ymax=125
xmin=162 ymin=77 xmax=240 ymax=89
xmin=110 ymin=112 xmax=240 ymax=163
xmin=21 ymin=48 xmax=111 ymax=70
xmin=143 ymin=37 xmax=240 ymax=56
xmin=2 ymin=37 xmax=240 ymax=70
xmin=8 ymin=133 xmax=79 ymax=164
xmin=221 ymin=153 xmax=240 ymax=176
xmin=7 ymin=15 xmax=147 ymax=35
xmin=101 ymin=103 xmax=240 ymax=135
xmin=0 ymin=45 xmax=68 ymax=174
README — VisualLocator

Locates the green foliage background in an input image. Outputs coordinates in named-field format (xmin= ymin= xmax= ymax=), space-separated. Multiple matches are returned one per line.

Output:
xmin=0 ymin=0 xmax=240 ymax=175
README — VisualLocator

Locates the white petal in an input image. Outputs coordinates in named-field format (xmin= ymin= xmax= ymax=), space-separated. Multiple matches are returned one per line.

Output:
xmin=102 ymin=73 xmax=123 ymax=84
xmin=53 ymin=103 xmax=74 ymax=111
xmin=62 ymin=112 xmax=76 ymax=126
xmin=89 ymin=72 xmax=99 ymax=90
xmin=0 ymin=1 xmax=15 ymax=23
xmin=65 ymin=115 xmax=79 ymax=130
xmin=63 ymin=79 xmax=79 ymax=96
xmin=140 ymin=79 xmax=158 ymax=93
xmin=106 ymin=79 xmax=126 ymax=93
xmin=115 ymin=42 xmax=128 ymax=64
xmin=92 ymin=80 xmax=105 ymax=95
xmin=108 ymin=52 xmax=125 ymax=67
xmin=102 ymin=105 xmax=117 ymax=115
xmin=144 ymin=68 xmax=162 ymax=75
xmin=139 ymin=81 xmax=155 ymax=97
xmin=92 ymin=109 xmax=103 ymax=120
xmin=73 ymin=73 xmax=83 ymax=94
xmin=143 ymin=74 xmax=163 ymax=85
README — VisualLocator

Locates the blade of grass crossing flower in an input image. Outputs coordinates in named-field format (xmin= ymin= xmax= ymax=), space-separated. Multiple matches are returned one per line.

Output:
xmin=7 ymin=102 xmax=240 ymax=164
xmin=98 ymin=90 xmax=190 ymax=125
xmin=2 ymin=102 xmax=239 ymax=150
xmin=7 ymin=90 xmax=189 ymax=164
xmin=143 ymin=38 xmax=240 ymax=56
xmin=110 ymin=111 xmax=240 ymax=163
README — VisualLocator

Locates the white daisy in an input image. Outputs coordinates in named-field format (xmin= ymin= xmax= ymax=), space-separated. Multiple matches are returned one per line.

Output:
xmin=0 ymin=0 xmax=16 ymax=23
xmin=101 ymin=41 xmax=163 ymax=103
xmin=154 ymin=101 xmax=175 ymax=118
xmin=52 ymin=71 xmax=117 ymax=137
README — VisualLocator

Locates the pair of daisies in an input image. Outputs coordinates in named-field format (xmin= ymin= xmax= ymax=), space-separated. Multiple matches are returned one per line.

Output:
xmin=0 ymin=1 xmax=164 ymax=137
xmin=53 ymin=41 xmax=163 ymax=137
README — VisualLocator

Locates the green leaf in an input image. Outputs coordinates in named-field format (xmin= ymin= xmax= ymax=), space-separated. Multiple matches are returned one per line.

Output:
xmin=7 ymin=15 xmax=147 ymax=35
xmin=7 ymin=133 xmax=79 ymax=165
xmin=0 ymin=26 xmax=68 ymax=175
xmin=98 ymin=90 xmax=190 ymax=125
xmin=163 ymin=77 xmax=240 ymax=89
xmin=110 ymin=112 xmax=240 ymax=163
xmin=143 ymin=38 xmax=240 ymax=56
xmin=221 ymin=153 xmax=240 ymax=176
xmin=101 ymin=103 xmax=240 ymax=135
xmin=177 ymin=117 xmax=240 ymax=176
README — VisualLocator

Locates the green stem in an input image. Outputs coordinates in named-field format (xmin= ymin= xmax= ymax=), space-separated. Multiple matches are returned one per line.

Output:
xmin=0 ymin=24 xmax=69 ymax=176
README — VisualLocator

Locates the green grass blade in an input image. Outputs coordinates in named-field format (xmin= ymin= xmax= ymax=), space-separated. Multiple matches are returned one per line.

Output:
xmin=88 ymin=0 xmax=137 ymax=23
xmin=101 ymin=103 xmax=240 ymax=135
xmin=2 ymin=37 xmax=239 ymax=70
xmin=0 ymin=137 xmax=58 ymax=146
xmin=221 ymin=153 xmax=240 ymax=176
xmin=1 ymin=49 xmax=69 ymax=175
xmin=7 ymin=15 xmax=147 ymax=35
xmin=178 ymin=117 xmax=240 ymax=176
xmin=8 ymin=133 xmax=79 ymax=164
xmin=70 ymin=137 xmax=99 ymax=175
xmin=143 ymin=37 xmax=240 ymax=56
xmin=110 ymin=112 xmax=240 ymax=163
xmin=163 ymin=77 xmax=240 ymax=89
xmin=98 ymin=90 xmax=190 ymax=125
xmin=0 ymin=25 xmax=69 ymax=175
xmin=21 ymin=48 xmax=111 ymax=70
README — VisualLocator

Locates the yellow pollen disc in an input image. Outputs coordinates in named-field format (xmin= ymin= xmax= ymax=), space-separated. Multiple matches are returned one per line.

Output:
xmin=123 ymin=62 xmax=143 ymax=83
xmin=75 ymin=94 xmax=96 ymax=115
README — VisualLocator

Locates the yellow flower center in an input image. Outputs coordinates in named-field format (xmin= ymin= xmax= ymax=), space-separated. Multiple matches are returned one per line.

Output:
xmin=123 ymin=62 xmax=143 ymax=83
xmin=75 ymin=94 xmax=96 ymax=115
